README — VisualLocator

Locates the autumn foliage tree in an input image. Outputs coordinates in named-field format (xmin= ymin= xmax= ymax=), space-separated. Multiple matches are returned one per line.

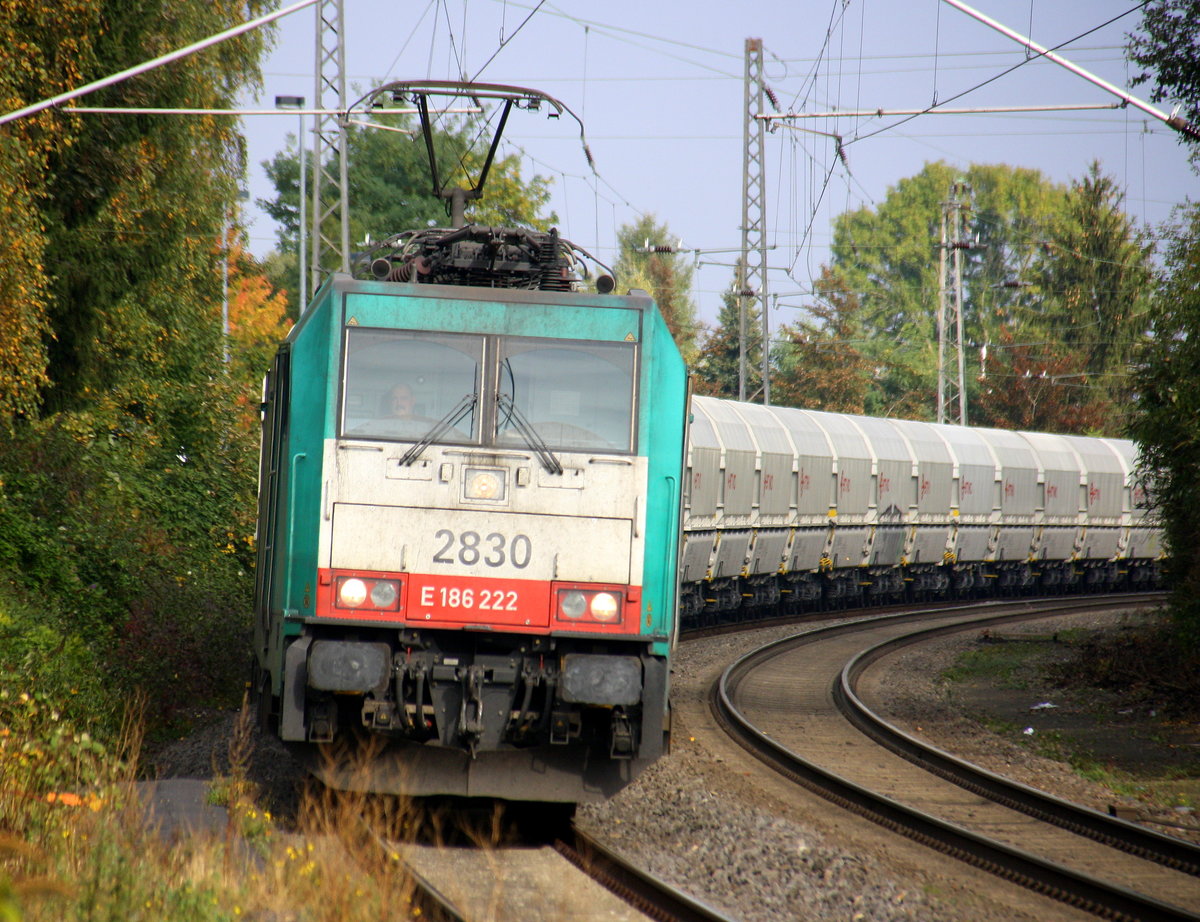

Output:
xmin=0 ymin=2 xmax=98 ymax=425
xmin=772 ymin=267 xmax=872 ymax=413
xmin=0 ymin=1 xmax=284 ymax=730
xmin=972 ymin=329 xmax=1113 ymax=434
xmin=225 ymin=242 xmax=293 ymax=429
xmin=692 ymin=269 xmax=761 ymax=399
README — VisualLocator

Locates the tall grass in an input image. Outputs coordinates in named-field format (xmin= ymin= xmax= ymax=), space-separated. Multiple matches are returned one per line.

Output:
xmin=0 ymin=678 xmax=435 ymax=922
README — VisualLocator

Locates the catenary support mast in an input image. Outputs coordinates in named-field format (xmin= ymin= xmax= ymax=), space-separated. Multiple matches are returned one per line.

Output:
xmin=310 ymin=0 xmax=350 ymax=302
xmin=937 ymin=179 xmax=971 ymax=426
xmin=739 ymin=38 xmax=770 ymax=403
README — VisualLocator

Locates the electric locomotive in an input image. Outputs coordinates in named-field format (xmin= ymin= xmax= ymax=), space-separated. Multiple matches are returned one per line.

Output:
xmin=252 ymin=84 xmax=688 ymax=802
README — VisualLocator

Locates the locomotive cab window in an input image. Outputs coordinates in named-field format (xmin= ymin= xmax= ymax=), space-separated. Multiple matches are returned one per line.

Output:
xmin=496 ymin=338 xmax=636 ymax=452
xmin=342 ymin=329 xmax=482 ymax=442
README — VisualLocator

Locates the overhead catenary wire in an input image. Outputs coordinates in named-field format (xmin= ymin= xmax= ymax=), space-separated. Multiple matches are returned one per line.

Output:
xmin=944 ymin=0 xmax=1198 ymax=141
xmin=843 ymin=0 xmax=1155 ymax=148
xmin=0 ymin=0 xmax=318 ymax=127
xmin=236 ymin=1 xmax=1183 ymax=346
xmin=382 ymin=0 xmax=439 ymax=83
xmin=469 ymin=0 xmax=547 ymax=81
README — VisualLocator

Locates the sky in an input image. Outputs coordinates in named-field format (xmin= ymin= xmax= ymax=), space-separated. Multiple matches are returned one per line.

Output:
xmin=239 ymin=0 xmax=1199 ymax=328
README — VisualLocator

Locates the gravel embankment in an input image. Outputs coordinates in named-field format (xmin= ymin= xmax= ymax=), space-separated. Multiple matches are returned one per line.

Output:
xmin=578 ymin=622 xmax=968 ymax=922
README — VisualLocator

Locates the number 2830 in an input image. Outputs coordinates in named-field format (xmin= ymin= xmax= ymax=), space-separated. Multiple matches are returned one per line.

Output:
xmin=432 ymin=529 xmax=532 ymax=569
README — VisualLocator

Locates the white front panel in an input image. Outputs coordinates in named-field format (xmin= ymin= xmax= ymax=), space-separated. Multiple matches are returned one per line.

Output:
xmin=319 ymin=440 xmax=648 ymax=587
xmin=331 ymin=504 xmax=633 ymax=584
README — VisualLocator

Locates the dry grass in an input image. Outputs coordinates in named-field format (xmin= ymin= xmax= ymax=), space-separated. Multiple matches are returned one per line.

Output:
xmin=0 ymin=682 xmax=448 ymax=922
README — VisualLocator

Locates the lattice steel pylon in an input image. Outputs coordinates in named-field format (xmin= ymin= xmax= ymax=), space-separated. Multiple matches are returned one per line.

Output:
xmin=739 ymin=37 xmax=769 ymax=403
xmin=937 ymin=179 xmax=971 ymax=426
xmin=309 ymin=0 xmax=350 ymax=301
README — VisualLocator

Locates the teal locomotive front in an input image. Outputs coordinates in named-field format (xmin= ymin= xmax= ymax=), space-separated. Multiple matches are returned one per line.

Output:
xmin=253 ymin=275 xmax=687 ymax=802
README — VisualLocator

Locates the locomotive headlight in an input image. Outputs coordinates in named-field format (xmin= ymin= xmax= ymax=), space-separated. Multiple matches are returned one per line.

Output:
xmin=338 ymin=578 xmax=368 ymax=608
xmin=589 ymin=592 xmax=620 ymax=622
xmin=328 ymin=573 xmax=404 ymax=615
xmin=559 ymin=591 xmax=587 ymax=619
xmin=370 ymin=580 xmax=399 ymax=608
xmin=464 ymin=467 xmax=505 ymax=501
xmin=555 ymin=586 xmax=624 ymax=625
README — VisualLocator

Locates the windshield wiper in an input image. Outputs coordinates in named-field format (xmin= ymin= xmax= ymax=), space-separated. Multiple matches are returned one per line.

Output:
xmin=495 ymin=393 xmax=563 ymax=475
xmin=399 ymin=393 xmax=478 ymax=466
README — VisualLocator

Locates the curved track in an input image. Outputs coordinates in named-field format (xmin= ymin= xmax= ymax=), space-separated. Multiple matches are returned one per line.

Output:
xmin=714 ymin=595 xmax=1200 ymax=922
xmin=381 ymin=825 xmax=733 ymax=922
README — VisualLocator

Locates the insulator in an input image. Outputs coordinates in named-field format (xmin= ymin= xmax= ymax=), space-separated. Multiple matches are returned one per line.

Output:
xmin=388 ymin=262 xmax=414 ymax=282
xmin=539 ymin=228 xmax=567 ymax=291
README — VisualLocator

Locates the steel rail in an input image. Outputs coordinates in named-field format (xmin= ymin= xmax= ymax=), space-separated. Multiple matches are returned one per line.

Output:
xmin=352 ymin=814 xmax=468 ymax=922
xmin=714 ymin=594 xmax=1200 ymax=922
xmin=561 ymin=828 xmax=736 ymax=922
xmin=837 ymin=607 xmax=1200 ymax=877
xmin=359 ymin=805 xmax=732 ymax=921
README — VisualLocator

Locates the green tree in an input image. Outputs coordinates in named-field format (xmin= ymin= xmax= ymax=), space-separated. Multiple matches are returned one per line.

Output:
xmin=1128 ymin=0 xmax=1200 ymax=163
xmin=262 ymin=111 xmax=556 ymax=315
xmin=832 ymin=161 xmax=1069 ymax=420
xmin=0 ymin=1 xmax=98 ymax=426
xmin=692 ymin=269 xmax=761 ymax=399
xmin=1034 ymin=161 xmax=1153 ymax=422
xmin=772 ymin=267 xmax=871 ymax=413
xmin=829 ymin=160 xmax=1153 ymax=428
xmin=0 ymin=0 xmax=277 ymax=731
xmin=612 ymin=215 xmax=700 ymax=359
xmin=1128 ymin=203 xmax=1200 ymax=648
xmin=1125 ymin=4 xmax=1200 ymax=654
xmin=42 ymin=1 xmax=271 ymax=421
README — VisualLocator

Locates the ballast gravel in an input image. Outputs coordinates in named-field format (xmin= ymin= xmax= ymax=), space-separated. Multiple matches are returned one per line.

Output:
xmin=576 ymin=621 xmax=957 ymax=922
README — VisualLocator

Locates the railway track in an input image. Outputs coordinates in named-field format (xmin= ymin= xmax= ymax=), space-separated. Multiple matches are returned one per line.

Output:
xmin=360 ymin=818 xmax=732 ymax=922
xmin=714 ymin=594 xmax=1200 ymax=922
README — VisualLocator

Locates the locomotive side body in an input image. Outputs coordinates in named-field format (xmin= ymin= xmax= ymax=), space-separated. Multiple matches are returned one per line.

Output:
xmin=254 ymin=275 xmax=687 ymax=802
xmin=680 ymin=396 xmax=1159 ymax=624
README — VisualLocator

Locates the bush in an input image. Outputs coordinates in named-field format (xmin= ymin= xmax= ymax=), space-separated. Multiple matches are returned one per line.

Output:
xmin=113 ymin=569 xmax=251 ymax=731
xmin=1044 ymin=616 xmax=1200 ymax=716
xmin=0 ymin=592 xmax=118 ymax=730
xmin=0 ymin=405 xmax=258 ymax=742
